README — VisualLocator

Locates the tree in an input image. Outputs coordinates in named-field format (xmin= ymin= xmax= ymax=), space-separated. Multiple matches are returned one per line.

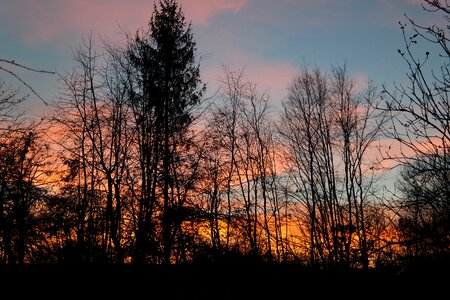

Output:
xmin=0 ymin=71 xmax=51 ymax=264
xmin=127 ymin=0 xmax=205 ymax=264
xmin=380 ymin=1 xmax=450 ymax=257
xmin=380 ymin=0 xmax=449 ymax=170
xmin=202 ymin=67 xmax=282 ymax=261
xmin=52 ymin=34 xmax=134 ymax=263
xmin=279 ymin=66 xmax=332 ymax=267
xmin=331 ymin=65 xmax=385 ymax=269
xmin=0 ymin=53 xmax=56 ymax=264
xmin=0 ymin=130 xmax=50 ymax=263
xmin=0 ymin=82 xmax=25 ymax=131
xmin=397 ymin=155 xmax=450 ymax=257
xmin=279 ymin=65 xmax=385 ymax=269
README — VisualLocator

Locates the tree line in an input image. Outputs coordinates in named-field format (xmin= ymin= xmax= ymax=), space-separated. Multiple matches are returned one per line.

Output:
xmin=0 ymin=0 xmax=448 ymax=268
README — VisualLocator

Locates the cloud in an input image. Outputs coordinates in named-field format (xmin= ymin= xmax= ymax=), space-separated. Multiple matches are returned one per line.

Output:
xmin=0 ymin=0 xmax=248 ymax=45
xmin=353 ymin=73 xmax=370 ymax=92
xmin=245 ymin=63 xmax=296 ymax=102
xmin=183 ymin=0 xmax=247 ymax=25
xmin=0 ymin=0 xmax=146 ymax=45
xmin=202 ymin=49 xmax=297 ymax=105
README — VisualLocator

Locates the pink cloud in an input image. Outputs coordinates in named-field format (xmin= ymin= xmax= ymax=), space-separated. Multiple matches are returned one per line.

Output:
xmin=202 ymin=52 xmax=296 ymax=105
xmin=353 ymin=73 xmax=370 ymax=92
xmin=245 ymin=63 xmax=296 ymax=102
xmin=201 ymin=47 xmax=368 ymax=107
xmin=2 ymin=0 xmax=247 ymax=45
xmin=183 ymin=0 xmax=247 ymax=25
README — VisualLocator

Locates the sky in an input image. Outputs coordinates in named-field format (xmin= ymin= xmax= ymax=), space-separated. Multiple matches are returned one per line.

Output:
xmin=0 ymin=0 xmax=446 ymax=116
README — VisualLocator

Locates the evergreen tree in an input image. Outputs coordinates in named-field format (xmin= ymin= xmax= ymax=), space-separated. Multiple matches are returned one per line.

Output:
xmin=128 ymin=0 xmax=205 ymax=263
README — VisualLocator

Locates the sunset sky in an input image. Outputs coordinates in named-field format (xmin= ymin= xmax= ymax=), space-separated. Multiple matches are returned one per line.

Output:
xmin=0 ymin=0 xmax=445 ymax=114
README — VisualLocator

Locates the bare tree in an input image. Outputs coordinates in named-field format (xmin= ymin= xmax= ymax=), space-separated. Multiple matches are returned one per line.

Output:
xmin=0 ymin=128 xmax=50 ymax=263
xmin=0 ymin=82 xmax=26 ymax=131
xmin=379 ymin=0 xmax=450 ymax=257
xmin=202 ymin=67 xmax=282 ymax=260
xmin=332 ymin=65 xmax=386 ymax=269
xmin=52 ymin=34 xmax=133 ymax=262
xmin=380 ymin=1 xmax=449 ymax=168
xmin=279 ymin=65 xmax=385 ymax=269
xmin=0 ymin=64 xmax=53 ymax=263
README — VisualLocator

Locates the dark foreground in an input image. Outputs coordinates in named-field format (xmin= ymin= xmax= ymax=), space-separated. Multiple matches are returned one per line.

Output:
xmin=1 ymin=259 xmax=448 ymax=299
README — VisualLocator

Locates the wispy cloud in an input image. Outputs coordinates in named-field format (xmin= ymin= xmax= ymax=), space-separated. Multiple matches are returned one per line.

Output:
xmin=353 ymin=73 xmax=369 ymax=92
xmin=0 ymin=0 xmax=248 ymax=45
xmin=202 ymin=47 xmax=297 ymax=104
xmin=183 ymin=0 xmax=247 ymax=25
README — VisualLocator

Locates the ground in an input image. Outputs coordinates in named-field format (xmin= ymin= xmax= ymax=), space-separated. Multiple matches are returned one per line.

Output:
xmin=1 ymin=258 xmax=448 ymax=299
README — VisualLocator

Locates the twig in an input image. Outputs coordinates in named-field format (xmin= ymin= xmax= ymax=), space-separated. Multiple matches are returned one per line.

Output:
xmin=0 ymin=58 xmax=55 ymax=74
xmin=0 ymin=65 xmax=48 ymax=105
xmin=0 ymin=58 xmax=55 ymax=105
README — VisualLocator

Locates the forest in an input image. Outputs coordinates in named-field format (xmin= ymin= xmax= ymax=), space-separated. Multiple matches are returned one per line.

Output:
xmin=0 ymin=0 xmax=448 ymax=280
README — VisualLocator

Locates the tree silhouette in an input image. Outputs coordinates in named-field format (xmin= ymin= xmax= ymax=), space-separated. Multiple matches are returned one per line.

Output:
xmin=380 ymin=0 xmax=450 ymax=260
xmin=0 ymin=130 xmax=49 ymax=263
xmin=1 ymin=1 xmax=447 ymax=285
xmin=397 ymin=154 xmax=450 ymax=257
xmin=279 ymin=65 xmax=386 ymax=269
xmin=0 ymin=75 xmax=51 ymax=263
xmin=127 ymin=0 xmax=205 ymax=264
xmin=52 ymin=34 xmax=134 ymax=263
xmin=205 ymin=67 xmax=279 ymax=259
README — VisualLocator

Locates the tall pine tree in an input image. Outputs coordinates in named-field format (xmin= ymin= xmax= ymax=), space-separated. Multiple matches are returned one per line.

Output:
xmin=128 ymin=0 xmax=205 ymax=264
